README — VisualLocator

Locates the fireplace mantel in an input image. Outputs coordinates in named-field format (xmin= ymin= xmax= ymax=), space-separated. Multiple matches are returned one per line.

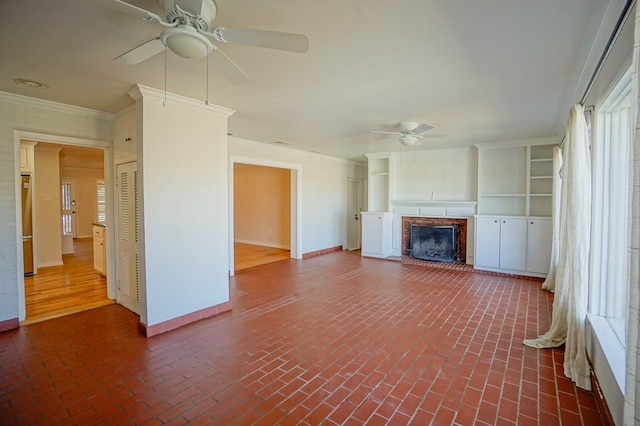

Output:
xmin=390 ymin=200 xmax=477 ymax=218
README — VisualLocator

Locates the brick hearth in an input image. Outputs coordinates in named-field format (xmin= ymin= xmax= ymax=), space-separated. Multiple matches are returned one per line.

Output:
xmin=401 ymin=216 xmax=467 ymax=262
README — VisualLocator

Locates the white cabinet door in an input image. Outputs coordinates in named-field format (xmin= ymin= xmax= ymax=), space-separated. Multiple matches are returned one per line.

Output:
xmin=526 ymin=218 xmax=552 ymax=274
xmin=361 ymin=212 xmax=390 ymax=258
xmin=475 ymin=216 xmax=501 ymax=268
xmin=499 ymin=218 xmax=527 ymax=271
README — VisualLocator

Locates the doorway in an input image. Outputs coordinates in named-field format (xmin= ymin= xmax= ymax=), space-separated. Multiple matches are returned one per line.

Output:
xmin=14 ymin=131 xmax=114 ymax=323
xmin=229 ymin=158 xmax=302 ymax=276
xmin=61 ymin=177 xmax=77 ymax=255
xmin=347 ymin=178 xmax=364 ymax=250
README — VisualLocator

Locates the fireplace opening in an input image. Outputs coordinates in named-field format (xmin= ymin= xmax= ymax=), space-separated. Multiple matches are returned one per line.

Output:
xmin=409 ymin=224 xmax=457 ymax=263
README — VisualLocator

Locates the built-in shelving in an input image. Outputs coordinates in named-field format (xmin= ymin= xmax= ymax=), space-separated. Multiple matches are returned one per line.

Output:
xmin=365 ymin=153 xmax=390 ymax=212
xmin=477 ymin=143 xmax=556 ymax=217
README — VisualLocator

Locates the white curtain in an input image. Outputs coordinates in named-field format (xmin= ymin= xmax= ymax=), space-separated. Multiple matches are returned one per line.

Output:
xmin=623 ymin=5 xmax=640 ymax=424
xmin=541 ymin=146 xmax=563 ymax=293
xmin=524 ymin=104 xmax=592 ymax=391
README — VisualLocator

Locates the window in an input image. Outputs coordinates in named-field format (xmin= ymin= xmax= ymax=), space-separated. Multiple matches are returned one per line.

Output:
xmin=590 ymin=66 xmax=632 ymax=345
xmin=96 ymin=179 xmax=106 ymax=224
xmin=61 ymin=181 xmax=73 ymax=236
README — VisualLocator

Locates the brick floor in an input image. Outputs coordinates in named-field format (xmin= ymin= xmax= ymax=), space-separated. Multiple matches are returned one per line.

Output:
xmin=0 ymin=250 xmax=604 ymax=425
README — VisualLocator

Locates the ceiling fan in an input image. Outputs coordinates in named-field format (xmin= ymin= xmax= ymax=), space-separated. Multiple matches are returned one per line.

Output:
xmin=372 ymin=121 xmax=434 ymax=147
xmin=96 ymin=0 xmax=309 ymax=84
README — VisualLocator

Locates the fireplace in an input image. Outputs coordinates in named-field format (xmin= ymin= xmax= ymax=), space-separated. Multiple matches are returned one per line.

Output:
xmin=401 ymin=216 xmax=467 ymax=263
xmin=410 ymin=224 xmax=456 ymax=262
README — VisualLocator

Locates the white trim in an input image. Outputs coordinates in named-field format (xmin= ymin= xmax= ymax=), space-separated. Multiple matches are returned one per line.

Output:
xmin=0 ymin=91 xmax=114 ymax=121
xmin=234 ymin=239 xmax=291 ymax=250
xmin=474 ymin=136 xmax=560 ymax=149
xmin=127 ymin=84 xmax=235 ymax=118
xmin=587 ymin=313 xmax=626 ymax=392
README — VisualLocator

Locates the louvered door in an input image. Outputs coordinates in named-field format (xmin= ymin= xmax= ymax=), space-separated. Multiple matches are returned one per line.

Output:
xmin=115 ymin=162 xmax=141 ymax=314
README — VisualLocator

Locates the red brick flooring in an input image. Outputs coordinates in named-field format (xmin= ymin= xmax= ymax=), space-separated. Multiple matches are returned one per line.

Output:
xmin=0 ymin=251 xmax=604 ymax=425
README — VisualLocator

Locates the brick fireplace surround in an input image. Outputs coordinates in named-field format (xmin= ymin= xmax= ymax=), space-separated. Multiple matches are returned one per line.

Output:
xmin=401 ymin=216 xmax=467 ymax=263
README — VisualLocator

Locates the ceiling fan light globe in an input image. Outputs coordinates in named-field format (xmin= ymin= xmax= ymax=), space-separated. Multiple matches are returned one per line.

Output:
xmin=161 ymin=27 xmax=213 ymax=59
xmin=400 ymin=135 xmax=419 ymax=146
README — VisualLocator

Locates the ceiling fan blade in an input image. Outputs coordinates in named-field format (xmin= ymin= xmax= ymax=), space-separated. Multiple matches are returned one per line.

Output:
xmin=211 ymin=26 xmax=309 ymax=53
xmin=209 ymin=48 xmax=250 ymax=85
xmin=94 ymin=0 xmax=163 ymax=22
xmin=115 ymin=38 xmax=165 ymax=65
xmin=413 ymin=123 xmax=434 ymax=134
xmin=371 ymin=130 xmax=400 ymax=135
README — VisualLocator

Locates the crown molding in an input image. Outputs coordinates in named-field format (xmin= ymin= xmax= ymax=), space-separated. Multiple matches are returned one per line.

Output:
xmin=0 ymin=91 xmax=115 ymax=121
xmin=474 ymin=136 xmax=560 ymax=149
xmin=127 ymin=84 xmax=235 ymax=118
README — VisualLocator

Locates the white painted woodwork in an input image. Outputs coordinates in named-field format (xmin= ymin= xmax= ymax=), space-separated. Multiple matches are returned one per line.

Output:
xmin=475 ymin=216 xmax=501 ymax=268
xmin=477 ymin=142 xmax=556 ymax=217
xmin=365 ymin=153 xmax=390 ymax=212
xmin=20 ymin=142 xmax=36 ymax=174
xmin=526 ymin=218 xmax=552 ymax=274
xmin=498 ymin=217 xmax=527 ymax=271
xmin=474 ymin=215 xmax=551 ymax=277
xmin=115 ymin=161 xmax=140 ymax=314
xmin=361 ymin=212 xmax=391 ymax=258
xmin=92 ymin=224 xmax=106 ymax=275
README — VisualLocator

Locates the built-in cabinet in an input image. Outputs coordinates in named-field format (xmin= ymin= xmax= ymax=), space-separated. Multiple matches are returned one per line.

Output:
xmin=528 ymin=145 xmax=554 ymax=217
xmin=474 ymin=142 xmax=555 ymax=276
xmin=361 ymin=212 xmax=392 ymax=258
xmin=20 ymin=141 xmax=36 ymax=174
xmin=474 ymin=215 xmax=551 ymax=277
xmin=526 ymin=218 xmax=553 ymax=274
xmin=365 ymin=153 xmax=390 ymax=212
xmin=114 ymin=106 xmax=138 ymax=163
xmin=93 ymin=224 xmax=106 ymax=275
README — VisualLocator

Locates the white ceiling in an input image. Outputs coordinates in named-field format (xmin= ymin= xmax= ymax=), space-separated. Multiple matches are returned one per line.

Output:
xmin=0 ymin=0 xmax=622 ymax=161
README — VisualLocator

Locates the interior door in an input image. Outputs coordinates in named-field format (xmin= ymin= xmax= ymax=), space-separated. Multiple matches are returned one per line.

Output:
xmin=61 ymin=178 xmax=77 ymax=254
xmin=115 ymin=162 xmax=141 ymax=314
xmin=347 ymin=179 xmax=362 ymax=250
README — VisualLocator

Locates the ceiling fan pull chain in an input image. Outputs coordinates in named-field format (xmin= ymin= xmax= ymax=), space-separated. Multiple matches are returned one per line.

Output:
xmin=163 ymin=47 xmax=168 ymax=107
xmin=205 ymin=53 xmax=209 ymax=105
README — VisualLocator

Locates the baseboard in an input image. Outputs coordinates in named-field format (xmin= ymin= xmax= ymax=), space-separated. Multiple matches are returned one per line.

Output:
xmin=234 ymin=239 xmax=290 ymax=250
xmin=302 ymin=245 xmax=342 ymax=259
xmin=138 ymin=301 xmax=232 ymax=338
xmin=37 ymin=260 xmax=64 ymax=268
xmin=0 ymin=317 xmax=19 ymax=333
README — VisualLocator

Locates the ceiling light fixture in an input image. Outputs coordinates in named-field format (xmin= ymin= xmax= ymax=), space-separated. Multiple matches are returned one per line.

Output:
xmin=13 ymin=78 xmax=49 ymax=89
xmin=399 ymin=134 xmax=420 ymax=146
xmin=160 ymin=27 xmax=213 ymax=60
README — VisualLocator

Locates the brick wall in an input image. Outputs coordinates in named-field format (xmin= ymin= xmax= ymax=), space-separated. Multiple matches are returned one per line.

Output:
xmin=401 ymin=216 xmax=467 ymax=262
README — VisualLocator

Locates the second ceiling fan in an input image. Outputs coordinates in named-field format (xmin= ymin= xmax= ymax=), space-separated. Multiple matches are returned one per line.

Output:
xmin=97 ymin=0 xmax=309 ymax=84
xmin=372 ymin=121 xmax=434 ymax=147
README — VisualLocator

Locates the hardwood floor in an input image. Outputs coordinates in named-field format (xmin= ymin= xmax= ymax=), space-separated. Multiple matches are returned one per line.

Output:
xmin=22 ymin=237 xmax=114 ymax=325
xmin=22 ymin=240 xmax=287 ymax=324
xmin=235 ymin=242 xmax=290 ymax=271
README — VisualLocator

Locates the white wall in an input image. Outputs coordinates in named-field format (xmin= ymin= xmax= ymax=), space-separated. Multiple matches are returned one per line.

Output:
xmin=132 ymin=86 xmax=234 ymax=327
xmin=391 ymin=147 xmax=478 ymax=201
xmin=229 ymin=137 xmax=366 ymax=255
xmin=0 ymin=92 xmax=113 ymax=323
xmin=234 ymin=163 xmax=291 ymax=249
xmin=33 ymin=145 xmax=63 ymax=267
